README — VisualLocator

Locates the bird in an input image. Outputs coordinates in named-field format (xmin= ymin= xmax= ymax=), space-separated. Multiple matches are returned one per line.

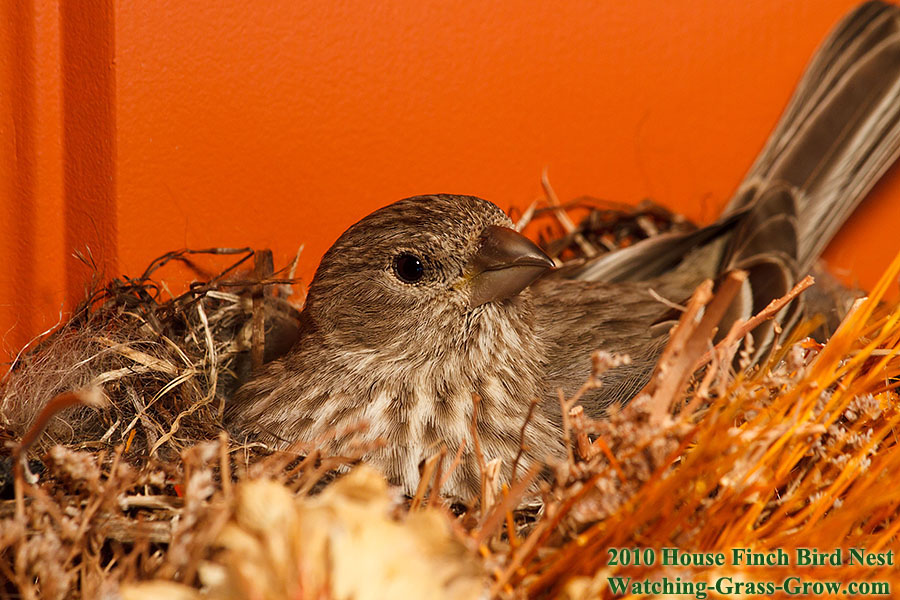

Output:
xmin=227 ymin=1 xmax=900 ymax=499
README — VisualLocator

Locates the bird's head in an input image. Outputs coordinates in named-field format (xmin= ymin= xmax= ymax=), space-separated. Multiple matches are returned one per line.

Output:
xmin=303 ymin=194 xmax=554 ymax=348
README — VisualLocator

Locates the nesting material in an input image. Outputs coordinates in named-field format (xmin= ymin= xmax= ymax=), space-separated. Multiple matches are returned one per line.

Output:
xmin=0 ymin=247 xmax=301 ymax=459
xmin=1 ymin=204 xmax=898 ymax=599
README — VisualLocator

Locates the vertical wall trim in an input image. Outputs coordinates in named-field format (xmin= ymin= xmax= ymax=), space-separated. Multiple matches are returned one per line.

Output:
xmin=61 ymin=0 xmax=117 ymax=303
xmin=10 ymin=0 xmax=37 ymax=341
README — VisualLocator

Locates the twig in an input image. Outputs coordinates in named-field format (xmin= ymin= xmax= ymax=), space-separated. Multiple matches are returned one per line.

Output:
xmin=430 ymin=440 xmax=466 ymax=507
xmin=472 ymin=463 xmax=541 ymax=546
xmin=697 ymin=275 xmax=816 ymax=368
xmin=16 ymin=387 xmax=108 ymax=458
xmin=118 ymin=495 xmax=183 ymax=511
xmin=510 ymin=398 xmax=539 ymax=482
xmin=470 ymin=395 xmax=489 ymax=507
xmin=219 ymin=431 xmax=232 ymax=499
xmin=591 ymin=434 xmax=626 ymax=483
xmin=541 ymin=169 xmax=598 ymax=257
xmin=98 ymin=516 xmax=173 ymax=544
xmin=515 ymin=199 xmax=539 ymax=232
xmin=411 ymin=449 xmax=444 ymax=511
xmin=648 ymin=287 xmax=687 ymax=312
xmin=643 ymin=271 xmax=745 ymax=424
xmin=250 ymin=250 xmax=274 ymax=374
xmin=569 ymin=406 xmax=596 ymax=460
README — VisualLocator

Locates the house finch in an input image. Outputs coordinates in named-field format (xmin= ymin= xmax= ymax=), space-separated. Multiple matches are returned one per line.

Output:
xmin=228 ymin=1 xmax=900 ymax=499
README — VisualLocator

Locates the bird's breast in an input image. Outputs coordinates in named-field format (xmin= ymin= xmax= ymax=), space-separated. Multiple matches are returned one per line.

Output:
xmin=312 ymin=313 xmax=557 ymax=497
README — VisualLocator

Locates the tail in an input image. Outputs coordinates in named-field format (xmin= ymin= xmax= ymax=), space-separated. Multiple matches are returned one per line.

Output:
xmin=726 ymin=0 xmax=900 ymax=273
xmin=567 ymin=1 xmax=900 ymax=349
xmin=718 ymin=0 xmax=900 ymax=352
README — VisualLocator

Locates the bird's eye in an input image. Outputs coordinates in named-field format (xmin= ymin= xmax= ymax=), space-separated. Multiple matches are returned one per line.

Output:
xmin=393 ymin=253 xmax=425 ymax=283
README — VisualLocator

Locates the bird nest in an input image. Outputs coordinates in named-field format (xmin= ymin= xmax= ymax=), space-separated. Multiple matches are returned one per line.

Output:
xmin=2 ymin=198 xmax=899 ymax=599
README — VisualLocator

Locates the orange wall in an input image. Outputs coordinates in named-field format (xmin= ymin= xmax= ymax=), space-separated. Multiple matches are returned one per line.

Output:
xmin=3 ymin=0 xmax=900 ymax=365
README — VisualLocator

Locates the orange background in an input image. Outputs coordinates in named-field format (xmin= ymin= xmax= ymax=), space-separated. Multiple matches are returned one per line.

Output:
xmin=3 ymin=0 xmax=900 ymax=366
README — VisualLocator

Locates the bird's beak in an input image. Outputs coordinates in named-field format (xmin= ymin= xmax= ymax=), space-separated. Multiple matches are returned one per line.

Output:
xmin=466 ymin=225 xmax=554 ymax=308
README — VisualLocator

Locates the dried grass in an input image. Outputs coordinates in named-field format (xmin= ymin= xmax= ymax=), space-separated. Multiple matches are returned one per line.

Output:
xmin=1 ymin=247 xmax=301 ymax=459
xmin=1 ymin=201 xmax=899 ymax=599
